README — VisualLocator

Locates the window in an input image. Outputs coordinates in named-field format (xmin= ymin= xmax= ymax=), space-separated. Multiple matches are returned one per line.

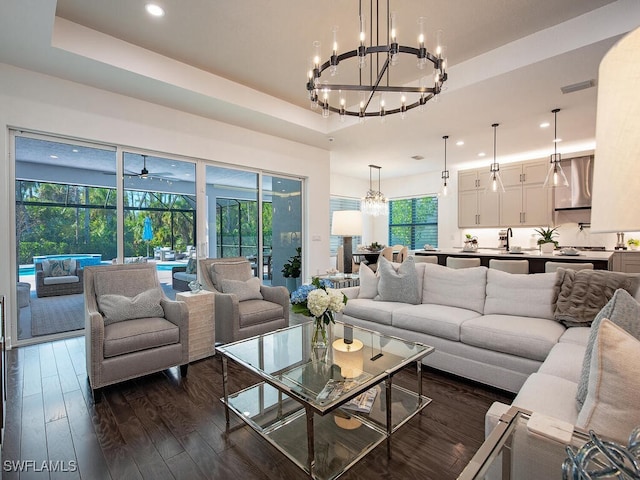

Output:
xmin=330 ymin=197 xmax=361 ymax=254
xmin=388 ymin=196 xmax=438 ymax=249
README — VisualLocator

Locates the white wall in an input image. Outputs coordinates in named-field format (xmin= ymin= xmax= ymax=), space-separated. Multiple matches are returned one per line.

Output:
xmin=0 ymin=63 xmax=331 ymax=346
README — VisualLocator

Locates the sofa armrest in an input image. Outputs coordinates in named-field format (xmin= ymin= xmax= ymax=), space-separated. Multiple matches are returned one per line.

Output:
xmin=214 ymin=292 xmax=240 ymax=343
xmin=261 ymin=285 xmax=290 ymax=324
xmin=161 ymin=298 xmax=189 ymax=361
xmin=172 ymin=266 xmax=187 ymax=274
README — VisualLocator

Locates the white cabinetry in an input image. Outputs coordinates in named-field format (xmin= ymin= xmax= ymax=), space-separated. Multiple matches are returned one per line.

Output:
xmin=611 ymin=251 xmax=640 ymax=273
xmin=500 ymin=161 xmax=551 ymax=226
xmin=458 ymin=169 xmax=500 ymax=227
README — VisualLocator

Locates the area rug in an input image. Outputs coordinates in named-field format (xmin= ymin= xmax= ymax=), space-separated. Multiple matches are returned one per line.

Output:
xmin=30 ymin=293 xmax=85 ymax=336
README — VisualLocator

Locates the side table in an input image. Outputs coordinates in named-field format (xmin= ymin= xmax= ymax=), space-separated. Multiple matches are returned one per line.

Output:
xmin=176 ymin=290 xmax=215 ymax=362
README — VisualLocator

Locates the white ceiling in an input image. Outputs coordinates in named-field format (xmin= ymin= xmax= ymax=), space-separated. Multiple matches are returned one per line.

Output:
xmin=1 ymin=0 xmax=640 ymax=180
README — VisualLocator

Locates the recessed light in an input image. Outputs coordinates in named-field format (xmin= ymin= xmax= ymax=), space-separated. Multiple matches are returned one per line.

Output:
xmin=145 ymin=3 xmax=165 ymax=17
xmin=50 ymin=155 xmax=58 ymax=159
xmin=540 ymin=122 xmax=550 ymax=128
xmin=478 ymin=152 xmax=486 ymax=157
xmin=553 ymin=138 xmax=562 ymax=143
xmin=456 ymin=140 xmax=464 ymax=146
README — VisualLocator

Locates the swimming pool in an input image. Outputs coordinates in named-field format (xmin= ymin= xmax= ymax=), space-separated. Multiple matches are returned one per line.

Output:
xmin=19 ymin=261 xmax=182 ymax=276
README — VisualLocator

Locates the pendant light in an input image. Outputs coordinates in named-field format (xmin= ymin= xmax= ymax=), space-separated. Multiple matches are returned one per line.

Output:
xmin=488 ymin=123 xmax=505 ymax=193
xmin=440 ymin=135 xmax=450 ymax=196
xmin=543 ymin=108 xmax=569 ymax=188
xmin=361 ymin=164 xmax=388 ymax=216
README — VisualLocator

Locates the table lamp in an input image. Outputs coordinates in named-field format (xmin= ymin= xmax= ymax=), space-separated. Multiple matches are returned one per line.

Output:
xmin=332 ymin=338 xmax=364 ymax=378
xmin=591 ymin=26 xmax=640 ymax=236
xmin=331 ymin=210 xmax=363 ymax=274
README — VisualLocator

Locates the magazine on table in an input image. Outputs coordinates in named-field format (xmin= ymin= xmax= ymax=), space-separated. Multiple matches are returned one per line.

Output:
xmin=342 ymin=386 xmax=379 ymax=413
xmin=317 ymin=379 xmax=359 ymax=402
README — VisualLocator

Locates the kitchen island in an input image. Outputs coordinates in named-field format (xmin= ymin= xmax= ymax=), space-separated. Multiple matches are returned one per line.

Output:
xmin=413 ymin=248 xmax=612 ymax=273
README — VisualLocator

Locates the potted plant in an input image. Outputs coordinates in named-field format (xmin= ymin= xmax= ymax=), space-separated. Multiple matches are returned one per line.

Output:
xmin=628 ymin=238 xmax=640 ymax=250
xmin=367 ymin=242 xmax=384 ymax=252
xmin=463 ymin=234 xmax=478 ymax=252
xmin=534 ymin=227 xmax=559 ymax=254
xmin=282 ymin=247 xmax=302 ymax=292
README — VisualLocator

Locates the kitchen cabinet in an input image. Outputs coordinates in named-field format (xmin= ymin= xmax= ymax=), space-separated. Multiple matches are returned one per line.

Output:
xmin=458 ymin=169 xmax=500 ymax=227
xmin=500 ymin=160 xmax=551 ymax=226
xmin=611 ymin=251 xmax=640 ymax=273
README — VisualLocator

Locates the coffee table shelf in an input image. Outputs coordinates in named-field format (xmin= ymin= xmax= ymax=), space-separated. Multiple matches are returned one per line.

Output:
xmin=218 ymin=321 xmax=434 ymax=480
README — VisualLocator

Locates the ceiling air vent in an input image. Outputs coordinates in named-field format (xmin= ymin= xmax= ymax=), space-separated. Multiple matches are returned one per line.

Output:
xmin=411 ymin=155 xmax=425 ymax=160
xmin=561 ymin=79 xmax=596 ymax=94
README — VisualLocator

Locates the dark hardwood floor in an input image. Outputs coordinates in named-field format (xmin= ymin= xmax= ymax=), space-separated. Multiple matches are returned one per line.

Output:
xmin=1 ymin=337 xmax=513 ymax=479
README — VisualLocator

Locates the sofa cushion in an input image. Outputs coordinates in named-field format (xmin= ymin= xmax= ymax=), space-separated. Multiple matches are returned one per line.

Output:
xmin=173 ymin=272 xmax=197 ymax=283
xmin=343 ymin=298 xmax=407 ymax=326
xmin=185 ymin=257 xmax=197 ymax=275
xmin=42 ymin=258 xmax=76 ymax=277
xmin=238 ymin=299 xmax=284 ymax=328
xmin=103 ymin=317 xmax=179 ymax=358
xmin=393 ymin=303 xmax=482 ymax=341
xmin=576 ymin=319 xmax=640 ymax=444
xmin=375 ymin=256 xmax=420 ymax=304
xmin=538 ymin=342 xmax=586 ymax=384
xmin=43 ymin=275 xmax=80 ymax=285
xmin=484 ymin=270 xmax=556 ymax=320
xmin=558 ymin=327 xmax=591 ymax=346
xmin=512 ymin=372 xmax=580 ymax=425
xmin=220 ymin=277 xmax=263 ymax=301
xmin=98 ymin=288 xmax=165 ymax=325
xmin=93 ymin=267 xmax=159 ymax=297
xmin=357 ymin=263 xmax=379 ymax=299
xmin=576 ymin=288 xmax=640 ymax=408
xmin=553 ymin=268 xmax=640 ymax=327
xmin=460 ymin=314 xmax=565 ymax=361
xmin=422 ymin=264 xmax=487 ymax=314
xmin=210 ymin=260 xmax=252 ymax=291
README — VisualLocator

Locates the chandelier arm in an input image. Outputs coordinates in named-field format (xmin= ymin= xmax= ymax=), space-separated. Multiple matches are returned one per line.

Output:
xmin=317 ymin=94 xmax=435 ymax=117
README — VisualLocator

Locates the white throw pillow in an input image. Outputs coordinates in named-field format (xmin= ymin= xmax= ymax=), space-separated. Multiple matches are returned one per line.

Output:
xmin=357 ymin=263 xmax=379 ymax=299
xmin=484 ymin=269 xmax=556 ymax=320
xmin=576 ymin=319 xmax=640 ymax=443
xmin=220 ymin=277 xmax=263 ymax=301
xmin=98 ymin=288 xmax=165 ymax=325
xmin=422 ymin=263 xmax=487 ymax=314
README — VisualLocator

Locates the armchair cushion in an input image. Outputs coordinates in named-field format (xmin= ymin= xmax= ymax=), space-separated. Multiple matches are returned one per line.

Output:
xmin=220 ymin=277 xmax=263 ymax=301
xmin=185 ymin=257 xmax=197 ymax=274
xmin=238 ymin=299 xmax=285 ymax=328
xmin=42 ymin=258 xmax=76 ymax=277
xmin=103 ymin=317 xmax=179 ymax=358
xmin=97 ymin=287 xmax=165 ymax=325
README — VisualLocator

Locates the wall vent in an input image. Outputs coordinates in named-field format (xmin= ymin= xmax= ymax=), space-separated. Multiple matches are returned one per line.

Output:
xmin=561 ymin=79 xmax=596 ymax=94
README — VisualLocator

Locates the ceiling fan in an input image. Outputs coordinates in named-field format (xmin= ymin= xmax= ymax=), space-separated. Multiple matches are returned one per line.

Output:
xmin=104 ymin=155 xmax=176 ymax=182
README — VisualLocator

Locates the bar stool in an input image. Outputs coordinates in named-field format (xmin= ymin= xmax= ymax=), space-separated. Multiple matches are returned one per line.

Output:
xmin=544 ymin=261 xmax=594 ymax=273
xmin=489 ymin=259 xmax=529 ymax=274
xmin=446 ymin=257 xmax=481 ymax=269
xmin=413 ymin=255 xmax=438 ymax=264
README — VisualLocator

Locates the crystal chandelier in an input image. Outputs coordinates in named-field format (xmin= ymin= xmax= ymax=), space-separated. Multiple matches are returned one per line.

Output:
xmin=306 ymin=0 xmax=448 ymax=120
xmin=543 ymin=108 xmax=569 ymax=188
xmin=361 ymin=164 xmax=388 ymax=216
xmin=488 ymin=123 xmax=505 ymax=193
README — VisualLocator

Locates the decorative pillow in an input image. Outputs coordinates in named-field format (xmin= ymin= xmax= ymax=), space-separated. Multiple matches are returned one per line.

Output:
xmin=97 ymin=287 xmax=165 ymax=325
xmin=219 ymin=277 xmax=263 ymax=301
xmin=484 ymin=269 xmax=556 ymax=319
xmin=423 ymin=264 xmax=487 ymax=314
xmin=375 ymin=256 xmax=420 ymax=304
xmin=576 ymin=319 xmax=640 ymax=444
xmin=357 ymin=263 xmax=379 ymax=299
xmin=553 ymin=268 xmax=640 ymax=327
xmin=185 ymin=258 xmax=197 ymax=275
xmin=43 ymin=258 xmax=75 ymax=277
xmin=576 ymin=288 xmax=640 ymax=407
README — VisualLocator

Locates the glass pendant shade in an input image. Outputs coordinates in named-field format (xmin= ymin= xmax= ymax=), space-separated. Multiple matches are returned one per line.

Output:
xmin=543 ymin=109 xmax=570 ymax=188
xmin=361 ymin=164 xmax=388 ymax=216
xmin=487 ymin=124 xmax=505 ymax=193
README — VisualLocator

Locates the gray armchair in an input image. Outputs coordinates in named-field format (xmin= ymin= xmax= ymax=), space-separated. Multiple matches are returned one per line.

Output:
xmin=84 ymin=263 xmax=189 ymax=400
xmin=199 ymin=257 xmax=289 ymax=343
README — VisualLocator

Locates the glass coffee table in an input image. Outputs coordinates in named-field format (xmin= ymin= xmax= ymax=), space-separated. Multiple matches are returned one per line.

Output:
xmin=217 ymin=321 xmax=434 ymax=480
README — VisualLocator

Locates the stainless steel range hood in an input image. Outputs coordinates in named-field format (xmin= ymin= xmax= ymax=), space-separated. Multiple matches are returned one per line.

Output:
xmin=554 ymin=155 xmax=594 ymax=210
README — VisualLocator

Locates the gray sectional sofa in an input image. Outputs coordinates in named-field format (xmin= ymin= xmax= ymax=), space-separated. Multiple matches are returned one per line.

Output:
xmin=339 ymin=257 xmax=640 ymax=451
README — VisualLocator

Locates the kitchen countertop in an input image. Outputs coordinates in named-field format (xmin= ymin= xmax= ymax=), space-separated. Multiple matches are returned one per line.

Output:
xmin=413 ymin=248 xmax=613 ymax=262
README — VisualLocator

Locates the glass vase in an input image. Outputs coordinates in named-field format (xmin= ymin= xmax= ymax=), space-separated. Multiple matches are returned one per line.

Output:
xmin=312 ymin=317 xmax=330 ymax=350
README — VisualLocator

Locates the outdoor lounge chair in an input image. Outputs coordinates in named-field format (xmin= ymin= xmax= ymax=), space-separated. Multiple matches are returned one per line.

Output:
xmin=35 ymin=259 xmax=84 ymax=297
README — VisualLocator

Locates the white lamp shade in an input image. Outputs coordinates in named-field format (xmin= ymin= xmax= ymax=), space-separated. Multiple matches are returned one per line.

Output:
xmin=332 ymin=338 xmax=364 ymax=378
xmin=331 ymin=210 xmax=363 ymax=236
xmin=591 ymin=26 xmax=640 ymax=233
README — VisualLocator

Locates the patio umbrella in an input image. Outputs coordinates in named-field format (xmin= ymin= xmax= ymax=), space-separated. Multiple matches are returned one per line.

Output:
xmin=142 ymin=217 xmax=153 ymax=257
